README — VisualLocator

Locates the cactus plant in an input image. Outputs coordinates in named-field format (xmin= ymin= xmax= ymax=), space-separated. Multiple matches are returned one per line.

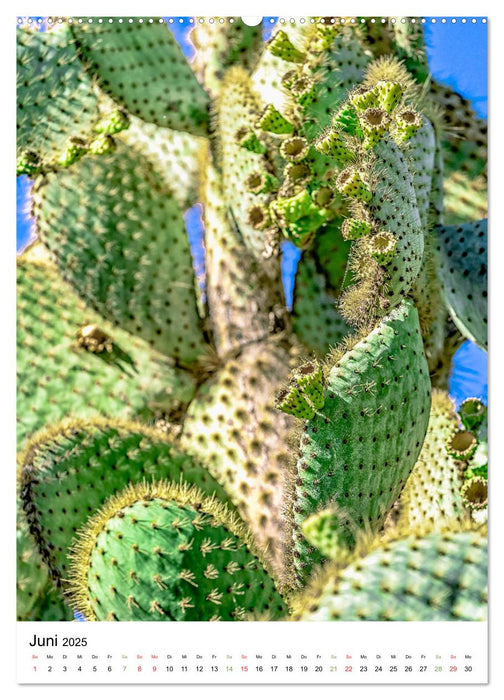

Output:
xmin=17 ymin=17 xmax=487 ymax=622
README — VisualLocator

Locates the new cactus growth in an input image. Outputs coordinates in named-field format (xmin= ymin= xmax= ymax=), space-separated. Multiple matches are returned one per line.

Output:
xmin=16 ymin=17 xmax=487 ymax=623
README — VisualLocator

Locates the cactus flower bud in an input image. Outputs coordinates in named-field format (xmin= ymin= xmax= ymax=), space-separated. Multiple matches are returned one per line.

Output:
xmin=268 ymin=30 xmax=306 ymax=64
xmin=335 ymin=167 xmax=372 ymax=203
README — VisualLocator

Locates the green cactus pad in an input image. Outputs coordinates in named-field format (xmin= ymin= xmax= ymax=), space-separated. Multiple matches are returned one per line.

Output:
xmin=16 ymin=25 xmax=99 ymax=169
xmin=32 ymin=142 xmax=208 ymax=366
xmin=314 ymin=129 xmax=353 ymax=162
xmin=180 ymin=340 xmax=295 ymax=579
xmin=349 ymin=85 xmax=380 ymax=112
xmin=17 ymin=255 xmax=196 ymax=449
xmin=17 ymin=510 xmax=71 ymax=620
xmin=292 ymin=529 xmax=487 ymax=621
xmin=292 ymin=361 xmax=325 ymax=410
xmin=397 ymin=391 xmax=467 ymax=529
xmin=19 ymin=419 xmax=232 ymax=587
xmin=94 ymin=108 xmax=130 ymax=135
xmin=375 ymin=80 xmax=403 ymax=113
xmin=335 ymin=167 xmax=372 ymax=202
xmin=69 ymin=482 xmax=287 ymax=621
xmin=341 ymin=218 xmax=372 ymax=241
xmin=71 ymin=19 xmax=210 ymax=136
xmin=292 ymin=253 xmax=350 ymax=357
xmin=405 ymin=119 xmax=437 ymax=231
xmin=257 ymin=104 xmax=295 ymax=135
xmin=435 ymin=219 xmax=487 ymax=351
xmin=57 ymin=137 xmax=88 ymax=167
xmin=119 ymin=116 xmax=207 ymax=211
xmin=289 ymin=300 xmax=431 ymax=586
xmin=88 ymin=133 xmax=116 ymax=156
xmin=366 ymin=139 xmax=425 ymax=311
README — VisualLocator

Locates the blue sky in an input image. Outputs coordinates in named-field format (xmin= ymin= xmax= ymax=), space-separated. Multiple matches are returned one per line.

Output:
xmin=16 ymin=17 xmax=488 ymax=406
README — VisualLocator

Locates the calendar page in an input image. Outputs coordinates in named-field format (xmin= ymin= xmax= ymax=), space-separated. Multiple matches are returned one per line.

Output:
xmin=15 ymin=9 xmax=489 ymax=687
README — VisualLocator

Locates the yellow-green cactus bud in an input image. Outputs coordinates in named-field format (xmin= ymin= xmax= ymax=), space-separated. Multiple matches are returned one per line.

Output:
xmin=57 ymin=137 xmax=88 ymax=167
xmin=94 ymin=108 xmax=130 ymax=135
xmin=271 ymin=188 xmax=313 ymax=224
xmin=447 ymin=429 xmax=478 ymax=461
xmin=284 ymin=162 xmax=312 ymax=185
xmin=461 ymin=477 xmax=488 ymax=511
xmin=458 ymin=398 xmax=487 ymax=433
xmin=17 ymin=150 xmax=41 ymax=176
xmin=332 ymin=105 xmax=361 ymax=135
xmin=234 ymin=127 xmax=266 ymax=154
xmin=301 ymin=506 xmax=343 ymax=559
xmin=359 ymin=108 xmax=390 ymax=149
xmin=375 ymin=80 xmax=403 ymax=114
xmin=349 ymin=85 xmax=379 ymax=112
xmin=293 ymin=361 xmax=325 ymax=410
xmin=311 ymin=21 xmax=339 ymax=52
xmin=392 ymin=108 xmax=423 ymax=143
xmin=245 ymin=170 xmax=278 ymax=195
xmin=268 ymin=30 xmax=306 ymax=64
xmin=366 ymin=231 xmax=397 ymax=265
xmin=280 ymin=136 xmax=309 ymax=162
xmin=286 ymin=211 xmax=326 ymax=248
xmin=256 ymin=104 xmax=295 ymax=135
xmin=275 ymin=385 xmax=315 ymax=420
xmin=341 ymin=217 xmax=372 ymax=241
xmin=335 ymin=167 xmax=372 ymax=203
xmin=314 ymin=129 xmax=353 ymax=163
xmin=290 ymin=76 xmax=316 ymax=107
xmin=281 ymin=70 xmax=299 ymax=90
xmin=88 ymin=133 xmax=116 ymax=156
xmin=312 ymin=186 xmax=334 ymax=209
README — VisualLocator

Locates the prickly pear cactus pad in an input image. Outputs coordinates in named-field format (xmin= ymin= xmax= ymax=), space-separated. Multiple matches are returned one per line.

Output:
xmin=291 ymin=528 xmax=487 ymax=621
xmin=71 ymin=19 xmax=210 ymax=136
xmin=68 ymin=481 xmax=287 ymax=621
xmin=435 ymin=219 xmax=488 ymax=351
xmin=19 ymin=419 xmax=233 ymax=588
xmin=287 ymin=300 xmax=431 ymax=586
xmin=32 ymin=142 xmax=209 ymax=366
xmin=17 ymin=253 xmax=196 ymax=450
xmin=16 ymin=17 xmax=487 ymax=623
xmin=16 ymin=24 xmax=99 ymax=173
